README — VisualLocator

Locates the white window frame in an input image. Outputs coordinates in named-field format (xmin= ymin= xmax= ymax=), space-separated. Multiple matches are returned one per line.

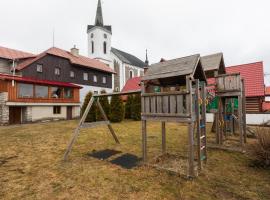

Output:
xmin=55 ymin=67 xmax=60 ymax=76
xmin=93 ymin=75 xmax=97 ymax=82
xmin=129 ymin=70 xmax=134 ymax=79
xmin=37 ymin=64 xmax=43 ymax=73
xmin=70 ymin=71 xmax=75 ymax=78
xmin=102 ymin=76 xmax=107 ymax=84
xmin=83 ymin=73 xmax=88 ymax=81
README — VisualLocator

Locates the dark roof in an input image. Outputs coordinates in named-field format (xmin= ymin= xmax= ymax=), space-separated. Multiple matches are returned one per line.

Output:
xmin=142 ymin=54 xmax=203 ymax=81
xmin=95 ymin=0 xmax=103 ymax=26
xmin=111 ymin=47 xmax=145 ymax=68
xmin=87 ymin=25 xmax=112 ymax=33
xmin=201 ymin=53 xmax=225 ymax=73
xmin=0 ymin=73 xmax=82 ymax=88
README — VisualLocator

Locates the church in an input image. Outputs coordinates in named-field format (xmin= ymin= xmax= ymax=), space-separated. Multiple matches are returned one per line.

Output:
xmin=87 ymin=0 xmax=147 ymax=92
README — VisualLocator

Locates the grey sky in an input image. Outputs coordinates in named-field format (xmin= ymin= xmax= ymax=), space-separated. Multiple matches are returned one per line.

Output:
xmin=0 ymin=0 xmax=269 ymax=84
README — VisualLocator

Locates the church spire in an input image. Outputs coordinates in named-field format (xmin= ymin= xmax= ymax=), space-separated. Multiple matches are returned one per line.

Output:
xmin=95 ymin=0 xmax=104 ymax=26
xmin=145 ymin=49 xmax=149 ymax=66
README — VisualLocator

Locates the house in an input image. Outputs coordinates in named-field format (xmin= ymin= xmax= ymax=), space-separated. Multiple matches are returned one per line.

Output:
xmin=226 ymin=62 xmax=265 ymax=113
xmin=87 ymin=0 xmax=147 ymax=91
xmin=0 ymin=73 xmax=82 ymax=125
xmin=0 ymin=46 xmax=34 ymax=74
xmin=7 ymin=46 xmax=115 ymax=102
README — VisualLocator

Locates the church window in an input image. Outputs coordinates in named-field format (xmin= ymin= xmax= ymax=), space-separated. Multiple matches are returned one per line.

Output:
xmin=129 ymin=70 xmax=134 ymax=79
xmin=91 ymin=41 xmax=94 ymax=54
xmin=103 ymin=42 xmax=107 ymax=54
xmin=104 ymin=34 xmax=107 ymax=39
xmin=91 ymin=33 xmax=94 ymax=38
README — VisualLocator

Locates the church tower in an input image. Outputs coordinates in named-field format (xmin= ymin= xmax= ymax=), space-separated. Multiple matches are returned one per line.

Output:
xmin=87 ymin=0 xmax=112 ymax=64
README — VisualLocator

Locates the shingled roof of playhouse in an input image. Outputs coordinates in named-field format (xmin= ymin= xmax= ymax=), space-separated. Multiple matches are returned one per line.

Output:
xmin=142 ymin=54 xmax=206 ymax=82
xmin=201 ymin=53 xmax=226 ymax=77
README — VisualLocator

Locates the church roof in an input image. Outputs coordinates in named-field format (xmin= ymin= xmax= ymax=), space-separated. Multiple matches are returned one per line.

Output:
xmin=111 ymin=47 xmax=145 ymax=68
xmin=95 ymin=0 xmax=103 ymax=26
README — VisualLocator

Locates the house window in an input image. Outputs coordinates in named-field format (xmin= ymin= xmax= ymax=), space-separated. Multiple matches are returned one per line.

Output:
xmin=104 ymin=34 xmax=107 ymax=39
xmin=53 ymin=106 xmax=61 ymax=114
xmin=55 ymin=67 xmax=60 ymax=76
xmin=102 ymin=76 xmax=107 ymax=84
xmin=115 ymin=87 xmax=119 ymax=92
xmin=37 ymin=64 xmax=43 ymax=73
xmin=70 ymin=71 xmax=75 ymax=78
xmin=103 ymin=42 xmax=107 ymax=54
xmin=129 ymin=70 xmax=133 ymax=79
xmin=93 ymin=75 xmax=97 ymax=82
xmin=18 ymin=83 xmax=34 ymax=98
xmin=64 ymin=88 xmax=73 ymax=99
xmin=83 ymin=73 xmax=88 ymax=81
xmin=94 ymin=91 xmax=98 ymax=94
xmin=51 ymin=87 xmax=62 ymax=98
xmin=91 ymin=41 xmax=94 ymax=54
xmin=35 ymin=85 xmax=48 ymax=98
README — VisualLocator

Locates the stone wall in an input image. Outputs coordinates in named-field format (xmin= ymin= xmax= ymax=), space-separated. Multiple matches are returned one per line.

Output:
xmin=0 ymin=92 xmax=9 ymax=125
xmin=22 ymin=106 xmax=32 ymax=123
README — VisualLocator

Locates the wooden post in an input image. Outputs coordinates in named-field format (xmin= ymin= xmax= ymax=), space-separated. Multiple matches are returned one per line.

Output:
xmin=188 ymin=122 xmax=195 ymax=177
xmin=195 ymin=80 xmax=201 ymax=170
xmin=241 ymin=79 xmax=247 ymax=143
xmin=161 ymin=122 xmax=166 ymax=154
xmin=142 ymin=120 xmax=147 ymax=162
xmin=63 ymin=96 xmax=95 ymax=161
xmin=238 ymin=93 xmax=244 ymax=147
xmin=96 ymin=100 xmax=120 ymax=144
xmin=201 ymin=81 xmax=207 ymax=162
xmin=186 ymin=76 xmax=195 ymax=177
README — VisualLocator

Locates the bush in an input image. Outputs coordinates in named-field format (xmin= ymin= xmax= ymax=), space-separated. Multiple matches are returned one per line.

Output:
xmin=131 ymin=93 xmax=141 ymax=121
xmin=125 ymin=95 xmax=134 ymax=119
xmin=81 ymin=91 xmax=96 ymax=122
xmin=96 ymin=90 xmax=110 ymax=121
xmin=110 ymin=94 xmax=124 ymax=122
xmin=251 ymin=127 xmax=270 ymax=167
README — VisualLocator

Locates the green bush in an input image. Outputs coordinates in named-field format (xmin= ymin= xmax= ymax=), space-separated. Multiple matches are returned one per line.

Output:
xmin=110 ymin=94 xmax=124 ymax=122
xmin=131 ymin=93 xmax=141 ymax=121
xmin=96 ymin=90 xmax=111 ymax=121
xmin=81 ymin=91 xmax=96 ymax=122
xmin=125 ymin=95 xmax=134 ymax=119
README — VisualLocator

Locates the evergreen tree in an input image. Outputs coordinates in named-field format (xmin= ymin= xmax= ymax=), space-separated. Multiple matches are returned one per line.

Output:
xmin=125 ymin=95 xmax=134 ymax=119
xmin=96 ymin=90 xmax=110 ymax=121
xmin=131 ymin=93 xmax=141 ymax=121
xmin=110 ymin=94 xmax=124 ymax=122
xmin=81 ymin=91 xmax=96 ymax=122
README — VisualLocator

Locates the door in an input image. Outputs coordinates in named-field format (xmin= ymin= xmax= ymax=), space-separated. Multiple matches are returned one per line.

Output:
xmin=67 ymin=106 xmax=72 ymax=120
xmin=9 ymin=107 xmax=22 ymax=124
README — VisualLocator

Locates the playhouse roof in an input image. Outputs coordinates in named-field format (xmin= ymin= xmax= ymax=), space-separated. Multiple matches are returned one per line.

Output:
xmin=201 ymin=53 xmax=226 ymax=76
xmin=142 ymin=54 xmax=206 ymax=81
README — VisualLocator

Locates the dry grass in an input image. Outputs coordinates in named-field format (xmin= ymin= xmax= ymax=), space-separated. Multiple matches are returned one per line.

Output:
xmin=0 ymin=120 xmax=270 ymax=200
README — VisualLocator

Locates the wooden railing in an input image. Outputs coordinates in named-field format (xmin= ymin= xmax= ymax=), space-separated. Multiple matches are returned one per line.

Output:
xmin=141 ymin=91 xmax=190 ymax=117
xmin=216 ymin=73 xmax=241 ymax=92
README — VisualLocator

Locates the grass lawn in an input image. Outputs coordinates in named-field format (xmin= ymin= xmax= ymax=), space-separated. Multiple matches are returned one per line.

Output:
xmin=0 ymin=120 xmax=270 ymax=200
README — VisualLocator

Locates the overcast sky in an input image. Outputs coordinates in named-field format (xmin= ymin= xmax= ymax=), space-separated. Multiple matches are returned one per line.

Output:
xmin=0 ymin=0 xmax=269 ymax=84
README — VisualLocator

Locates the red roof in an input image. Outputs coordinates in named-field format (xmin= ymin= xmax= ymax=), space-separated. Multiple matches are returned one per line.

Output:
xmin=266 ymin=87 xmax=270 ymax=96
xmin=0 ymin=46 xmax=35 ymax=60
xmin=16 ymin=47 xmax=115 ymax=74
xmin=226 ymin=62 xmax=265 ymax=97
xmin=121 ymin=77 xmax=141 ymax=93
xmin=0 ymin=73 xmax=82 ymax=88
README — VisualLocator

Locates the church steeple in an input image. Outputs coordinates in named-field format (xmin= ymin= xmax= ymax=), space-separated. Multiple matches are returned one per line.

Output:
xmin=145 ymin=49 xmax=149 ymax=66
xmin=95 ymin=0 xmax=104 ymax=26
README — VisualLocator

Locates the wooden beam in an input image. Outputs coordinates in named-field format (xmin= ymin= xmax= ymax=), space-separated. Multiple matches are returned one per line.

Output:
xmin=162 ymin=122 xmax=166 ymax=154
xmin=195 ymin=80 xmax=201 ymax=170
xmin=93 ymin=89 xmax=141 ymax=97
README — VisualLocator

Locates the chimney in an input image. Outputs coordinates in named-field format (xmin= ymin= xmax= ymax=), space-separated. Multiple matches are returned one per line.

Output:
xmin=144 ymin=49 xmax=149 ymax=74
xmin=71 ymin=45 xmax=79 ymax=56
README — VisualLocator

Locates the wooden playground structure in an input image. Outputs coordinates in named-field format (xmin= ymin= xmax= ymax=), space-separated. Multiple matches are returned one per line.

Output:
xmin=63 ymin=53 xmax=248 ymax=178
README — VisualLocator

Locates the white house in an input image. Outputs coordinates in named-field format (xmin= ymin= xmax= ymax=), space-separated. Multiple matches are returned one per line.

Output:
xmin=87 ymin=0 xmax=147 ymax=92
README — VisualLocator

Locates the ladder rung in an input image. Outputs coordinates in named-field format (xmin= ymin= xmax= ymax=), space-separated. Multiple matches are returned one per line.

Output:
xmin=200 ymin=146 xmax=206 ymax=150
xmin=200 ymin=135 xmax=206 ymax=140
